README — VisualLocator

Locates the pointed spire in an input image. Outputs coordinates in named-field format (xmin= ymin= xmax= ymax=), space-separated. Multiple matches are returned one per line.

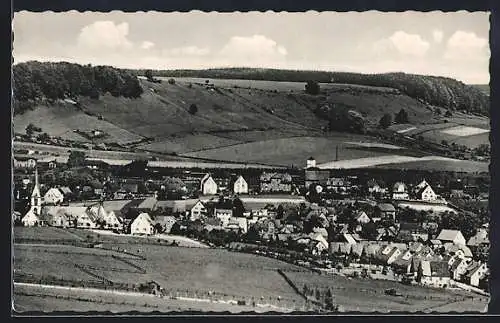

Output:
xmin=35 ymin=166 xmax=39 ymax=188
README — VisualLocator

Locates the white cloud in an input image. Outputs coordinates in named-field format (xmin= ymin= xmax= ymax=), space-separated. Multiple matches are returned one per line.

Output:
xmin=432 ymin=30 xmax=444 ymax=43
xmin=141 ymin=41 xmax=155 ymax=50
xmin=164 ymin=46 xmax=210 ymax=56
xmin=443 ymin=31 xmax=489 ymax=61
xmin=389 ymin=31 xmax=430 ymax=57
xmin=218 ymin=35 xmax=287 ymax=66
xmin=76 ymin=21 xmax=133 ymax=51
xmin=372 ymin=31 xmax=430 ymax=57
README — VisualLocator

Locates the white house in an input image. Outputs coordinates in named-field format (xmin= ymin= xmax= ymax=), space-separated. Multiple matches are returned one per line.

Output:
xmin=190 ymin=200 xmax=207 ymax=221
xmin=102 ymin=210 xmax=122 ymax=229
xmin=392 ymin=182 xmax=409 ymax=200
xmin=233 ymin=175 xmax=248 ymax=194
xmin=21 ymin=209 xmax=41 ymax=227
xmin=415 ymin=179 xmax=430 ymax=192
xmin=130 ymin=213 xmax=155 ymax=235
xmin=436 ymin=229 xmax=466 ymax=246
xmin=465 ymin=262 xmax=488 ymax=287
xmin=416 ymin=185 xmax=438 ymax=201
xmin=43 ymin=187 xmax=65 ymax=205
xmin=450 ymin=257 xmax=471 ymax=281
xmin=200 ymin=174 xmax=218 ymax=195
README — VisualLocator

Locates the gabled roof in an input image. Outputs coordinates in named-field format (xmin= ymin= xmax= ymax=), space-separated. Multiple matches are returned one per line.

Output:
xmin=429 ymin=261 xmax=449 ymax=277
xmin=59 ymin=186 xmax=72 ymax=195
xmin=437 ymin=229 xmax=464 ymax=242
xmin=137 ymin=197 xmax=157 ymax=210
xmin=450 ymin=258 xmax=468 ymax=272
xmin=467 ymin=230 xmax=489 ymax=246
xmin=465 ymin=262 xmax=486 ymax=278
xmin=342 ymin=233 xmax=357 ymax=244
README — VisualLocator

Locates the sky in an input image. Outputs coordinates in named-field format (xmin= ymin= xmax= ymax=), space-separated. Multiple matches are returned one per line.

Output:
xmin=13 ymin=10 xmax=490 ymax=84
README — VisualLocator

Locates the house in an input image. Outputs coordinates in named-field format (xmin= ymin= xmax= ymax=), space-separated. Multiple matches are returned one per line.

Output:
xmin=375 ymin=245 xmax=402 ymax=265
xmin=260 ymin=172 xmax=292 ymax=193
xmin=214 ymin=208 xmax=233 ymax=227
xmin=43 ymin=188 xmax=65 ymax=205
xmin=354 ymin=211 xmax=371 ymax=224
xmin=21 ymin=209 xmax=42 ymax=227
xmin=59 ymin=186 xmax=73 ymax=200
xmin=450 ymin=257 xmax=471 ymax=280
xmin=103 ymin=210 xmax=122 ymax=229
xmin=306 ymin=157 xmax=316 ymax=169
xmin=419 ymin=260 xmax=451 ymax=288
xmin=367 ymin=179 xmax=386 ymax=194
xmin=414 ymin=179 xmax=431 ymax=192
xmin=443 ymin=243 xmax=473 ymax=259
xmin=375 ymin=203 xmax=396 ymax=221
xmin=200 ymin=174 xmax=218 ymax=195
xmin=189 ymin=200 xmax=207 ymax=221
xmin=392 ymin=182 xmax=409 ymax=200
xmin=467 ymin=227 xmax=489 ymax=247
xmin=436 ymin=229 xmax=466 ymax=246
xmin=155 ymin=215 xmax=177 ymax=233
xmin=225 ymin=217 xmax=248 ymax=234
xmin=130 ymin=213 xmax=155 ymax=235
xmin=416 ymin=185 xmax=438 ymax=201
xmin=233 ymin=175 xmax=248 ymax=194
xmin=308 ymin=239 xmax=328 ymax=255
xmin=465 ymin=262 xmax=488 ymax=287
xmin=312 ymin=227 xmax=328 ymax=240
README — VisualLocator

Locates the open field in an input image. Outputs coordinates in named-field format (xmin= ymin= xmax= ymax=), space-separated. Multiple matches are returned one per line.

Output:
xmin=372 ymin=158 xmax=489 ymax=173
xmin=440 ymin=126 xmax=490 ymax=137
xmin=14 ymin=283 xmax=293 ymax=313
xmin=284 ymin=271 xmax=488 ymax=313
xmin=13 ymin=227 xmax=488 ymax=313
xmin=182 ymin=135 xmax=412 ymax=167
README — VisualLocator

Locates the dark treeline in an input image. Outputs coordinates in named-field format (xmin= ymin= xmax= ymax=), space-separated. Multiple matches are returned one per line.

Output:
xmin=13 ymin=61 xmax=143 ymax=114
xmin=130 ymin=67 xmax=489 ymax=116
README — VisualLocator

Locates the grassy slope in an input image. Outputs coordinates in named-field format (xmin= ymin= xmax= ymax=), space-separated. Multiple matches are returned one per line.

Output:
xmin=13 ymin=77 xmax=489 ymax=169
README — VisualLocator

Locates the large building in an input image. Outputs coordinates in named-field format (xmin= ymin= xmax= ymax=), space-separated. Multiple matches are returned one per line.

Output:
xmin=21 ymin=168 xmax=43 ymax=227
xmin=233 ymin=175 xmax=249 ymax=194
xmin=200 ymin=174 xmax=218 ymax=195
xmin=260 ymin=172 xmax=293 ymax=193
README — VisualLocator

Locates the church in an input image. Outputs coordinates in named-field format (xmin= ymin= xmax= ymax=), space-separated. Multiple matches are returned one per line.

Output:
xmin=21 ymin=168 xmax=44 ymax=227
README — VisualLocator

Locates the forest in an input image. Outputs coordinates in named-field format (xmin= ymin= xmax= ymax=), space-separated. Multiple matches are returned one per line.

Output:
xmin=13 ymin=61 xmax=143 ymax=115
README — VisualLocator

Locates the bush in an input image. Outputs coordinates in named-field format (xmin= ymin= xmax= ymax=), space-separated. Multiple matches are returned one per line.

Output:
xmin=188 ymin=104 xmax=198 ymax=115
xmin=168 ymin=78 xmax=176 ymax=85
xmin=379 ymin=113 xmax=392 ymax=129
xmin=305 ymin=81 xmax=320 ymax=95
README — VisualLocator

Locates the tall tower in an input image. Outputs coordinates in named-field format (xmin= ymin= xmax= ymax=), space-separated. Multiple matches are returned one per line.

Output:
xmin=30 ymin=167 xmax=41 ymax=215
xmin=306 ymin=157 xmax=316 ymax=169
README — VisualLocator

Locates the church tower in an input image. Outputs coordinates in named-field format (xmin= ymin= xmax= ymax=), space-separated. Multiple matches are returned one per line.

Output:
xmin=30 ymin=167 xmax=41 ymax=215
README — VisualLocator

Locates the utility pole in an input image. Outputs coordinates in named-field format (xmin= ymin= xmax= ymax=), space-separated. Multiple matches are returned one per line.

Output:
xmin=335 ymin=145 xmax=339 ymax=162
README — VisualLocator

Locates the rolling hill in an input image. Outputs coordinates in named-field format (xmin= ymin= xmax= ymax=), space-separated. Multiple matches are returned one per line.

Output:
xmin=12 ymin=62 xmax=490 ymax=171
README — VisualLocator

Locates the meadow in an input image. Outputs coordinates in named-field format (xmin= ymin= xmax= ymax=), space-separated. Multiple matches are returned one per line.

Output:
xmin=13 ymin=227 xmax=487 ymax=313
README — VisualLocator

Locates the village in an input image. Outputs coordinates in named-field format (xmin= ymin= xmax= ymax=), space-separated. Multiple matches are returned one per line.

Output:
xmin=12 ymin=150 xmax=490 ymax=298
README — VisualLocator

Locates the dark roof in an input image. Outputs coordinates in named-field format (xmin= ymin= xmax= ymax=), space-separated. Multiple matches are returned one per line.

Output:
xmin=377 ymin=203 xmax=395 ymax=212
xmin=308 ymin=157 xmax=315 ymax=160
xmin=430 ymin=261 xmax=449 ymax=277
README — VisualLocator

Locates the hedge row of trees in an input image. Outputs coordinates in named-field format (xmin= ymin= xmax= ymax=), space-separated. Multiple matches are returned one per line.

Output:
xmin=13 ymin=61 xmax=143 ymax=114
xmin=133 ymin=68 xmax=488 ymax=116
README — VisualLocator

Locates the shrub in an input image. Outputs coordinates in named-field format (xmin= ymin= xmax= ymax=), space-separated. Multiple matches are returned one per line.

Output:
xmin=168 ymin=78 xmax=176 ymax=85
xmin=379 ymin=113 xmax=392 ymax=129
xmin=305 ymin=81 xmax=320 ymax=95
xmin=188 ymin=104 xmax=198 ymax=115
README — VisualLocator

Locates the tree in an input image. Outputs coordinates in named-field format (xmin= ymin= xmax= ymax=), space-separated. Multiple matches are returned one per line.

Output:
xmin=36 ymin=132 xmax=50 ymax=142
xmin=233 ymin=197 xmax=245 ymax=217
xmin=145 ymin=70 xmax=153 ymax=81
xmin=189 ymin=104 xmax=198 ymax=115
xmin=379 ymin=113 xmax=392 ymax=129
xmin=67 ymin=151 xmax=86 ymax=168
xmin=168 ymin=78 xmax=176 ymax=85
xmin=395 ymin=109 xmax=409 ymax=124
xmin=445 ymin=109 xmax=453 ymax=117
xmin=305 ymin=81 xmax=320 ymax=95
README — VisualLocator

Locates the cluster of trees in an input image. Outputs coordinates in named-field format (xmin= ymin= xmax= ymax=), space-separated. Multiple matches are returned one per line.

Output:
xmin=132 ymin=68 xmax=489 ymax=116
xmin=13 ymin=61 xmax=143 ymax=114
xmin=315 ymin=104 xmax=366 ymax=134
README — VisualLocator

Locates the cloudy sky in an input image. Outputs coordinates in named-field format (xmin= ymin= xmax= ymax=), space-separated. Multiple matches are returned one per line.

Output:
xmin=13 ymin=10 xmax=490 ymax=84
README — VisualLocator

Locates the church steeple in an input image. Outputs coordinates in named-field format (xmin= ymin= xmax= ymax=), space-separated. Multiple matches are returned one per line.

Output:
xmin=30 ymin=167 xmax=41 ymax=214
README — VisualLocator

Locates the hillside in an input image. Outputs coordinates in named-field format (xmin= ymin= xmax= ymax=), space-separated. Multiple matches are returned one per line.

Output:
xmin=12 ymin=62 xmax=490 ymax=171
xmin=134 ymin=68 xmax=490 ymax=116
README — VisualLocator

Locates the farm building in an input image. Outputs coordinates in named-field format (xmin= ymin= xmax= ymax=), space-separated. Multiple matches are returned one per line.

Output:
xmin=130 ymin=212 xmax=155 ymax=235
xmin=155 ymin=215 xmax=177 ymax=233
xmin=436 ymin=229 xmax=466 ymax=246
xmin=233 ymin=175 xmax=249 ymax=194
xmin=200 ymin=174 xmax=218 ymax=195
